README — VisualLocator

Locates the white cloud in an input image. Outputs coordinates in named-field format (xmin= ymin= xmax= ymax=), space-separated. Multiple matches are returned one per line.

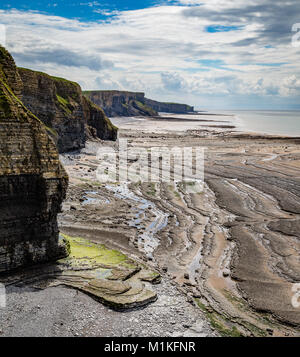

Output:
xmin=0 ymin=2 xmax=299 ymax=109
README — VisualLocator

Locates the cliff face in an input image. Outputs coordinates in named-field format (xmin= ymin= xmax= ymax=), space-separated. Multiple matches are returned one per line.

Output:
xmin=83 ymin=90 xmax=157 ymax=117
xmin=84 ymin=90 xmax=194 ymax=117
xmin=0 ymin=46 xmax=69 ymax=272
xmin=18 ymin=69 xmax=117 ymax=153
xmin=144 ymin=98 xmax=194 ymax=114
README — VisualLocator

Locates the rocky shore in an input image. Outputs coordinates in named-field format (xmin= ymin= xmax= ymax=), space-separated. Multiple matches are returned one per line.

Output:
xmin=54 ymin=116 xmax=299 ymax=337
xmin=0 ymin=44 xmax=299 ymax=336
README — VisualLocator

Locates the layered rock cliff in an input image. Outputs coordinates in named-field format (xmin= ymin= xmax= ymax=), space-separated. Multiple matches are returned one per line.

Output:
xmin=0 ymin=46 xmax=69 ymax=272
xmin=144 ymin=98 xmax=194 ymax=114
xmin=18 ymin=69 xmax=117 ymax=153
xmin=83 ymin=90 xmax=157 ymax=117
xmin=84 ymin=90 xmax=194 ymax=117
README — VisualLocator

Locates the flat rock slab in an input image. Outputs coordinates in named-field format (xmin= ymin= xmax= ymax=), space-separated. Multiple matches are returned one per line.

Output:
xmin=0 ymin=234 xmax=160 ymax=311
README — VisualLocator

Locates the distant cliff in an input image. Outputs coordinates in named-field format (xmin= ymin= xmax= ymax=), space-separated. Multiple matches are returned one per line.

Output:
xmin=83 ymin=90 xmax=157 ymax=117
xmin=144 ymin=98 xmax=194 ymax=114
xmin=18 ymin=69 xmax=118 ymax=153
xmin=84 ymin=90 xmax=194 ymax=117
xmin=0 ymin=46 xmax=68 ymax=272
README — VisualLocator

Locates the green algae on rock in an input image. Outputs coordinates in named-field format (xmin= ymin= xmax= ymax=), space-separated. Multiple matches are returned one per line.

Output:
xmin=51 ymin=234 xmax=159 ymax=309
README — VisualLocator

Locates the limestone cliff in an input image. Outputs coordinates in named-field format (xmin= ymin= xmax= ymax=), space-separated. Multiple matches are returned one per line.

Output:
xmin=18 ymin=69 xmax=117 ymax=153
xmin=144 ymin=98 xmax=194 ymax=114
xmin=84 ymin=90 xmax=194 ymax=117
xmin=83 ymin=90 xmax=157 ymax=117
xmin=0 ymin=46 xmax=69 ymax=272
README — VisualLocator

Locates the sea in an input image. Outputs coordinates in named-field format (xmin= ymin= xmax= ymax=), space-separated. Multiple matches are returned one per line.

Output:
xmin=217 ymin=110 xmax=300 ymax=137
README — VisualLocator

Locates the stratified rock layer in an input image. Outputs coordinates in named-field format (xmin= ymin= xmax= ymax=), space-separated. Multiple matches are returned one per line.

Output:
xmin=0 ymin=46 xmax=69 ymax=272
xmin=83 ymin=90 xmax=158 ymax=117
xmin=144 ymin=98 xmax=194 ymax=114
xmin=84 ymin=90 xmax=195 ymax=117
xmin=18 ymin=68 xmax=117 ymax=153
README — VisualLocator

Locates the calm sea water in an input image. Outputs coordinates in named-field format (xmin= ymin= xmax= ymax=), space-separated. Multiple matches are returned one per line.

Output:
xmin=222 ymin=110 xmax=300 ymax=137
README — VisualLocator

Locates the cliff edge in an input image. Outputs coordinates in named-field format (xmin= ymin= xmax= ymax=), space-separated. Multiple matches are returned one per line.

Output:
xmin=83 ymin=90 xmax=157 ymax=117
xmin=84 ymin=90 xmax=194 ymax=117
xmin=0 ymin=46 xmax=69 ymax=272
xmin=18 ymin=69 xmax=117 ymax=153
xmin=144 ymin=98 xmax=194 ymax=114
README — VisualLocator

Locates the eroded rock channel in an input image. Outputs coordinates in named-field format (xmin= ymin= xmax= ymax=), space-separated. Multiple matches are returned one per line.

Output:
xmin=56 ymin=118 xmax=300 ymax=337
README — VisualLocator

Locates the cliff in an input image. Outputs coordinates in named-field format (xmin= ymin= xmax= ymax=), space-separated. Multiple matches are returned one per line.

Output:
xmin=83 ymin=90 xmax=157 ymax=117
xmin=0 ymin=46 xmax=69 ymax=272
xmin=144 ymin=98 xmax=194 ymax=114
xmin=18 ymin=69 xmax=117 ymax=153
xmin=84 ymin=90 xmax=194 ymax=117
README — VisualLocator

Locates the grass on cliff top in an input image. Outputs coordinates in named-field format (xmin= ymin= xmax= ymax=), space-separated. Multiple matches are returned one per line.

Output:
xmin=0 ymin=49 xmax=62 ymax=142
xmin=134 ymin=100 xmax=157 ymax=116
xmin=61 ymin=234 xmax=137 ymax=269
xmin=0 ymin=46 xmax=12 ymax=67
xmin=162 ymin=102 xmax=192 ymax=107
xmin=83 ymin=90 xmax=144 ymax=95
xmin=18 ymin=67 xmax=80 ymax=88
xmin=0 ymin=76 xmax=59 ymax=142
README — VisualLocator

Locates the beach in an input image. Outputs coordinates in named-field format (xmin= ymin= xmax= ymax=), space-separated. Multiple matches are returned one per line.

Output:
xmin=1 ymin=113 xmax=300 ymax=337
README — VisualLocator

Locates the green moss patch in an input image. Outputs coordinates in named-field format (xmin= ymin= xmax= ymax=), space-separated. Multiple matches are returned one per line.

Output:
xmin=195 ymin=299 xmax=243 ymax=337
xmin=61 ymin=234 xmax=137 ymax=270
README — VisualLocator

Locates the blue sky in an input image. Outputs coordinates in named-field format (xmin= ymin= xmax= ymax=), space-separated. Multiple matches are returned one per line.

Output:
xmin=1 ymin=1 xmax=164 ymax=20
xmin=1 ymin=0 xmax=300 ymax=109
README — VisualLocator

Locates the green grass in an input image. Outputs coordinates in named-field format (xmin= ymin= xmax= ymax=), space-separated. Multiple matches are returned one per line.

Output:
xmin=51 ymin=75 xmax=79 ymax=87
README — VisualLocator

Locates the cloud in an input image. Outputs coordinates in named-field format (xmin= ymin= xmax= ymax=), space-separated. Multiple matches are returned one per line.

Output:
xmin=0 ymin=2 xmax=299 ymax=109
xmin=14 ymin=47 xmax=114 ymax=71
xmin=161 ymin=72 xmax=185 ymax=91
xmin=181 ymin=0 xmax=300 ymax=45
xmin=95 ymin=73 xmax=120 ymax=89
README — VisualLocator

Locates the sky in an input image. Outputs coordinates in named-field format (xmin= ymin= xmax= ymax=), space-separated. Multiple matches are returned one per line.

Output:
xmin=0 ymin=0 xmax=300 ymax=110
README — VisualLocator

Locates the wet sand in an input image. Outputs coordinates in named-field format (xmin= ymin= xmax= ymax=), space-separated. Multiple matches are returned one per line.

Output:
xmin=1 ymin=113 xmax=300 ymax=337
xmin=58 ymin=113 xmax=300 ymax=336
